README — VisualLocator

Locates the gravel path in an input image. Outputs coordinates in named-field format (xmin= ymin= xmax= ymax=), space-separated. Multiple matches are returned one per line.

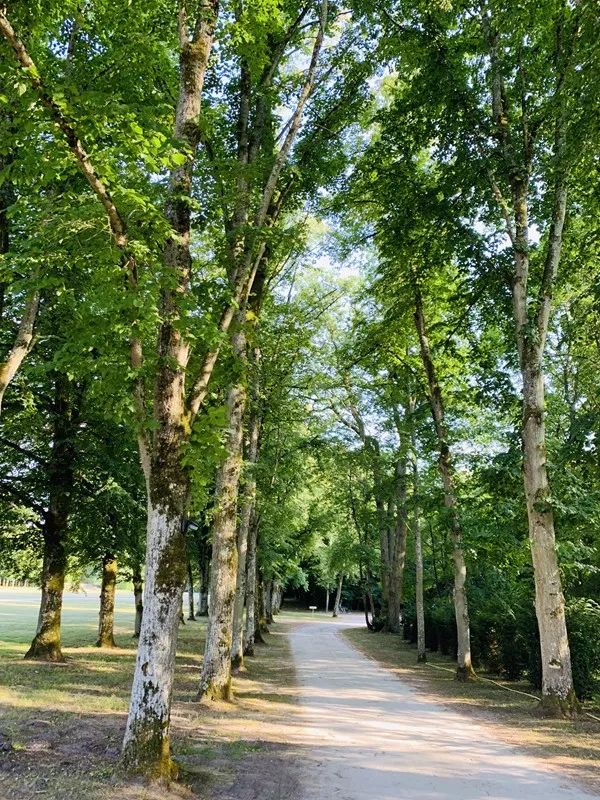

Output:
xmin=289 ymin=617 xmax=597 ymax=800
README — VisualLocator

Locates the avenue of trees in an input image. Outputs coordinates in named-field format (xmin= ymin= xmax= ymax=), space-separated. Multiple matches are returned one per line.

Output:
xmin=0 ymin=0 xmax=599 ymax=783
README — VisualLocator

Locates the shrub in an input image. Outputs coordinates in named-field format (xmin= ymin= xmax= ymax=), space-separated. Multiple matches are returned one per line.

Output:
xmin=566 ymin=598 xmax=600 ymax=700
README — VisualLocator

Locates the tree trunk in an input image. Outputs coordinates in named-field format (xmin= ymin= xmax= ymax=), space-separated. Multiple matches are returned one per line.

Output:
xmin=195 ymin=525 xmax=210 ymax=616
xmin=325 ymin=586 xmax=330 ymax=614
xmin=271 ymin=582 xmax=282 ymax=615
xmin=332 ymin=573 xmax=344 ymax=617
xmin=243 ymin=511 xmax=259 ymax=656
xmin=25 ymin=528 xmax=67 ymax=661
xmin=522 ymin=358 xmax=576 ymax=711
xmin=0 ymin=289 xmax=39 ymax=415
xmin=96 ymin=553 xmax=117 ymax=648
xmin=256 ymin=579 xmax=268 ymax=641
xmin=25 ymin=373 xmax=76 ymax=662
xmin=413 ymin=285 xmax=473 ymax=680
xmin=387 ymin=453 xmax=408 ymax=633
xmin=413 ymin=480 xmax=426 ymax=663
xmin=487 ymin=33 xmax=575 ymax=712
xmin=232 ymin=407 xmax=259 ymax=668
xmin=121 ymin=3 xmax=218 ymax=776
xmin=198 ymin=371 xmax=246 ymax=701
xmin=122 ymin=497 xmax=187 ymax=775
xmin=264 ymin=579 xmax=274 ymax=625
xmin=231 ymin=500 xmax=251 ymax=670
xmin=187 ymin=555 xmax=196 ymax=621
xmin=133 ymin=566 xmax=143 ymax=639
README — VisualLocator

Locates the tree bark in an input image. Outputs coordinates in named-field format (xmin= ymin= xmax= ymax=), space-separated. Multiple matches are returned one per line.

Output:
xmin=325 ymin=586 xmax=330 ymax=614
xmin=485 ymin=21 xmax=576 ymax=713
xmin=121 ymin=2 xmax=218 ymax=777
xmin=0 ymin=289 xmax=39 ymax=415
xmin=413 ymin=285 xmax=473 ymax=680
xmin=256 ymin=579 xmax=269 ymax=640
xmin=332 ymin=573 xmax=344 ymax=617
xmin=264 ymin=579 xmax=274 ymax=625
xmin=243 ymin=511 xmax=259 ymax=656
xmin=197 ymin=366 xmax=246 ymax=700
xmin=96 ymin=553 xmax=117 ymax=648
xmin=187 ymin=555 xmax=196 ymax=621
xmin=25 ymin=373 xmax=76 ymax=662
xmin=271 ymin=582 xmax=282 ymax=615
xmin=412 ymin=463 xmax=426 ymax=663
xmin=231 ymin=409 xmax=259 ymax=668
xmin=133 ymin=565 xmax=143 ymax=639
xmin=387 ymin=453 xmax=409 ymax=633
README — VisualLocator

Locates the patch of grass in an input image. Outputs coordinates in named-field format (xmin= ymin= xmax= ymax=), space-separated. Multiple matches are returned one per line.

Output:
xmin=342 ymin=626 xmax=600 ymax=794
xmin=0 ymin=591 xmax=301 ymax=800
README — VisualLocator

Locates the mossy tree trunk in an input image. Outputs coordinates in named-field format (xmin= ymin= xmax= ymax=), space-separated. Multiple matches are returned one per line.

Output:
xmin=231 ymin=396 xmax=260 ymax=668
xmin=243 ymin=511 xmax=259 ymax=656
xmin=121 ymin=3 xmax=218 ymax=777
xmin=25 ymin=372 xmax=77 ymax=662
xmin=263 ymin=579 xmax=274 ymax=625
xmin=255 ymin=579 xmax=268 ymax=642
xmin=198 ymin=355 xmax=246 ymax=700
xmin=96 ymin=553 xmax=117 ymax=648
xmin=193 ymin=520 xmax=211 ymax=616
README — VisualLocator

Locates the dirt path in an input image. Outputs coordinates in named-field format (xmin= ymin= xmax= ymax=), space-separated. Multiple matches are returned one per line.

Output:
xmin=289 ymin=616 xmax=598 ymax=800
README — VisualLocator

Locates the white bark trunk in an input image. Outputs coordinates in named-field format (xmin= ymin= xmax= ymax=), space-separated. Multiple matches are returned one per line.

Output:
xmin=122 ymin=504 xmax=185 ymax=773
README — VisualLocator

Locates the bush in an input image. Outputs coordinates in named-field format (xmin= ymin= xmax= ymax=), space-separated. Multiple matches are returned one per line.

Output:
xmin=566 ymin=598 xmax=600 ymax=700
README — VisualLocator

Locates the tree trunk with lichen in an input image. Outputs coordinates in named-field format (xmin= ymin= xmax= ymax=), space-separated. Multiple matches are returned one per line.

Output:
xmin=25 ymin=372 xmax=76 ymax=662
xmin=121 ymin=2 xmax=218 ymax=776
xmin=26 ymin=526 xmax=67 ymax=661
xmin=256 ymin=579 xmax=268 ymax=641
xmin=133 ymin=566 xmax=143 ymax=639
xmin=96 ymin=553 xmax=117 ymax=648
xmin=231 ymin=487 xmax=255 ymax=668
xmin=332 ymin=573 xmax=343 ymax=617
xmin=198 ymin=346 xmax=246 ymax=700
xmin=121 ymin=476 xmax=187 ymax=775
xmin=413 ymin=285 xmax=473 ymax=681
xmin=522 ymin=356 xmax=576 ymax=712
xmin=231 ymin=403 xmax=260 ymax=668
xmin=263 ymin=579 xmax=274 ymax=625
xmin=243 ymin=511 xmax=259 ymax=656
xmin=486 ymin=25 xmax=575 ymax=713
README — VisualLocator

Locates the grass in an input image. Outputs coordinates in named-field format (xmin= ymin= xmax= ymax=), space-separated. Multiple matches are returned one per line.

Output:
xmin=342 ymin=626 xmax=600 ymax=795
xmin=0 ymin=588 xmax=301 ymax=800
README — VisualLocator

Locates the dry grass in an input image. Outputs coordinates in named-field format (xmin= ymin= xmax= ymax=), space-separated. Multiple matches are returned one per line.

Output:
xmin=342 ymin=626 xmax=600 ymax=795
